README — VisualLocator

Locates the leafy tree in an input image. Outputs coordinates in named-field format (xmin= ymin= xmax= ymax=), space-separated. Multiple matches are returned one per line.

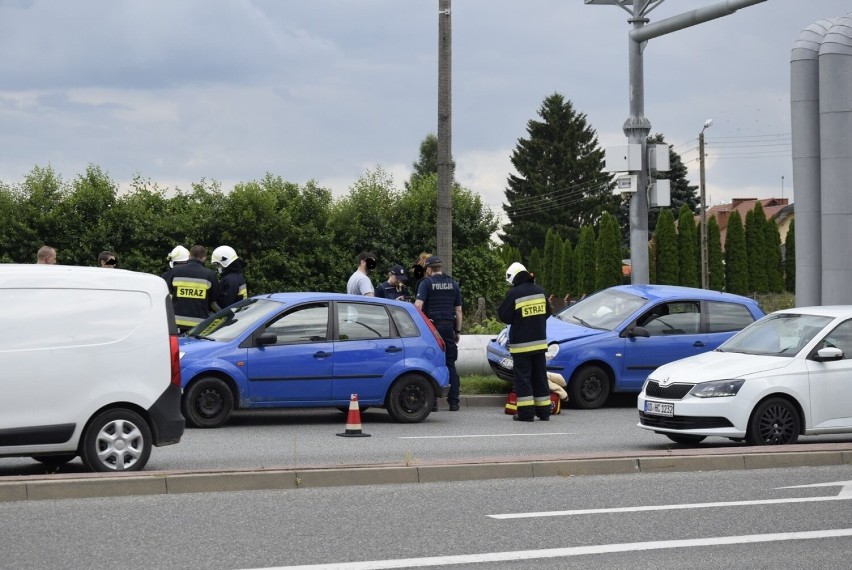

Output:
xmin=575 ymin=225 xmax=596 ymax=296
xmin=784 ymin=220 xmax=796 ymax=293
xmin=708 ymin=216 xmax=725 ymax=291
xmin=677 ymin=204 xmax=698 ymax=287
xmin=595 ymin=213 xmax=622 ymax=291
xmin=745 ymin=203 xmax=768 ymax=293
xmin=725 ymin=210 xmax=749 ymax=295
xmin=765 ymin=217 xmax=784 ymax=293
xmin=502 ymin=93 xmax=615 ymax=257
xmin=653 ymin=209 xmax=678 ymax=285
xmin=13 ymin=165 xmax=67 ymax=262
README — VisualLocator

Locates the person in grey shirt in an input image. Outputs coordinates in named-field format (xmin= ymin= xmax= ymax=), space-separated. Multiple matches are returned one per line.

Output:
xmin=346 ymin=251 xmax=377 ymax=296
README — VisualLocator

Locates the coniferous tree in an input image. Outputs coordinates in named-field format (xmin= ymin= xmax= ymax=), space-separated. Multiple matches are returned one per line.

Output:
xmin=765 ymin=217 xmax=784 ymax=293
xmin=784 ymin=220 xmax=796 ymax=293
xmin=541 ymin=228 xmax=558 ymax=293
xmin=502 ymin=93 xmax=616 ymax=258
xmin=708 ymin=216 xmax=725 ymax=291
xmin=653 ymin=209 xmax=678 ymax=285
xmin=528 ymin=248 xmax=543 ymax=280
xmin=745 ymin=203 xmax=768 ymax=293
xmin=595 ymin=213 xmax=623 ymax=291
xmin=677 ymin=204 xmax=699 ymax=287
xmin=725 ymin=210 xmax=749 ymax=295
xmin=575 ymin=225 xmax=597 ymax=296
xmin=549 ymin=232 xmax=564 ymax=296
xmin=560 ymin=239 xmax=574 ymax=297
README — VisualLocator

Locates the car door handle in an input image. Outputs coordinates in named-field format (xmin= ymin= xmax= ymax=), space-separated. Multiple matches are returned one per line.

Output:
xmin=693 ymin=341 xmax=705 ymax=347
xmin=385 ymin=346 xmax=403 ymax=353
xmin=313 ymin=351 xmax=332 ymax=359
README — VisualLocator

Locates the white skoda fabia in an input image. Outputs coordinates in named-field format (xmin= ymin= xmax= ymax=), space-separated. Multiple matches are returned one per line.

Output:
xmin=638 ymin=306 xmax=852 ymax=446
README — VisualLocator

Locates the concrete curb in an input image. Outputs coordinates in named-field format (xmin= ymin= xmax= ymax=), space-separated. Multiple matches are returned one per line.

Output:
xmin=2 ymin=446 xmax=850 ymax=503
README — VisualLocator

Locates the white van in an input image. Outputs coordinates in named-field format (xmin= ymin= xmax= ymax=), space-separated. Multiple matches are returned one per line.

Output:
xmin=0 ymin=264 xmax=184 ymax=472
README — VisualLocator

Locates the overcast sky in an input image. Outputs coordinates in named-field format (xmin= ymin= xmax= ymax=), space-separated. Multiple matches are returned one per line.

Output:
xmin=1 ymin=0 xmax=849 ymax=221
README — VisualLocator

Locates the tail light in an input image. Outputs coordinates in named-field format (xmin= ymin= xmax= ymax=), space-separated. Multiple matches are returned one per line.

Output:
xmin=169 ymin=334 xmax=182 ymax=387
xmin=417 ymin=307 xmax=446 ymax=352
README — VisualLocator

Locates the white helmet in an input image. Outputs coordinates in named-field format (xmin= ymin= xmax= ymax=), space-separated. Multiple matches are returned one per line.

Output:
xmin=506 ymin=262 xmax=527 ymax=285
xmin=211 ymin=245 xmax=239 ymax=268
xmin=167 ymin=245 xmax=190 ymax=268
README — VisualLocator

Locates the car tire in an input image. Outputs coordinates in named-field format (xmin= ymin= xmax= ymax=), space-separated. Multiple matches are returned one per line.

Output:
xmin=80 ymin=408 xmax=152 ymax=472
xmin=32 ymin=455 xmax=76 ymax=467
xmin=567 ymin=365 xmax=611 ymax=409
xmin=746 ymin=397 xmax=800 ymax=445
xmin=386 ymin=375 xmax=434 ymax=423
xmin=665 ymin=434 xmax=706 ymax=445
xmin=183 ymin=376 xmax=234 ymax=429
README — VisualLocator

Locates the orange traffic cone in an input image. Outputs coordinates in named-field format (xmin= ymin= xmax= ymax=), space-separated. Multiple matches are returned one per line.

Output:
xmin=336 ymin=393 xmax=371 ymax=437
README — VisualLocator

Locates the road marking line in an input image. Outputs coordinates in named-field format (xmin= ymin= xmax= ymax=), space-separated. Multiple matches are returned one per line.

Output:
xmin=246 ymin=528 xmax=852 ymax=569
xmin=399 ymin=433 xmax=573 ymax=439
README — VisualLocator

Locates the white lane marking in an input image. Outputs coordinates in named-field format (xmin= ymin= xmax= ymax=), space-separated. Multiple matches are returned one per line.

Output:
xmin=399 ymin=433 xmax=573 ymax=439
xmin=243 ymin=528 xmax=852 ymax=570
xmin=490 ymin=479 xmax=852 ymax=519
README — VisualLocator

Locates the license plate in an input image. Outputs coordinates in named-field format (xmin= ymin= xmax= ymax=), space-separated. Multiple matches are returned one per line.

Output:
xmin=499 ymin=357 xmax=514 ymax=370
xmin=644 ymin=400 xmax=674 ymax=416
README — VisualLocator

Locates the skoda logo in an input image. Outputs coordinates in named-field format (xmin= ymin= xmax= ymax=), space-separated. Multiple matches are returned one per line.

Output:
xmin=659 ymin=377 xmax=671 ymax=386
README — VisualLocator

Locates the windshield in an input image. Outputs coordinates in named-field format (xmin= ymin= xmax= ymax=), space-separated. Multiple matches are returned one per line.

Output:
xmin=555 ymin=289 xmax=646 ymax=331
xmin=718 ymin=312 xmax=831 ymax=357
xmin=186 ymin=298 xmax=281 ymax=342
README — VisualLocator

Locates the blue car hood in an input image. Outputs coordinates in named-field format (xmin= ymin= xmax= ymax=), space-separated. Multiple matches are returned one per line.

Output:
xmin=547 ymin=317 xmax=605 ymax=343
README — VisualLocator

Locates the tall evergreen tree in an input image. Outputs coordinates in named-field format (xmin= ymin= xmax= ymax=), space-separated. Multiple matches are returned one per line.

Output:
xmin=502 ymin=93 xmax=616 ymax=258
xmin=653 ymin=209 xmax=678 ymax=285
xmin=677 ymin=204 xmax=699 ymax=287
xmin=528 ymin=248 xmax=543 ymax=279
xmin=549 ymin=232 xmax=564 ymax=295
xmin=595 ymin=213 xmax=623 ymax=291
xmin=708 ymin=216 xmax=725 ymax=291
xmin=784 ymin=220 xmax=796 ymax=293
xmin=745 ymin=203 xmax=768 ymax=293
xmin=575 ymin=225 xmax=597 ymax=296
xmin=541 ymin=228 xmax=558 ymax=293
xmin=725 ymin=210 xmax=749 ymax=295
xmin=559 ymin=238 xmax=574 ymax=297
xmin=765 ymin=217 xmax=784 ymax=293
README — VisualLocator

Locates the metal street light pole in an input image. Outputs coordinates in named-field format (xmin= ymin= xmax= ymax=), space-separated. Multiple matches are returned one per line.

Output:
xmin=699 ymin=119 xmax=712 ymax=289
xmin=437 ymin=0 xmax=453 ymax=275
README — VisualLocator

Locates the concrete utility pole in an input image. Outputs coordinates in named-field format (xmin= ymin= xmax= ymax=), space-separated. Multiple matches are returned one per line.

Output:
xmin=586 ymin=0 xmax=766 ymax=285
xmin=699 ymin=119 xmax=712 ymax=289
xmin=437 ymin=0 xmax=453 ymax=275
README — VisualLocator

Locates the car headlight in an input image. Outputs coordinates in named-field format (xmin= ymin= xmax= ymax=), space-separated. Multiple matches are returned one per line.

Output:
xmin=691 ymin=379 xmax=744 ymax=398
xmin=546 ymin=343 xmax=559 ymax=361
xmin=497 ymin=328 xmax=509 ymax=346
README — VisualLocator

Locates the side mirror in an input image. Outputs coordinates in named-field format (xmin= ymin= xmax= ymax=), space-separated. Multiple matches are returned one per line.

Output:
xmin=814 ymin=346 xmax=843 ymax=362
xmin=256 ymin=332 xmax=278 ymax=346
xmin=626 ymin=326 xmax=650 ymax=338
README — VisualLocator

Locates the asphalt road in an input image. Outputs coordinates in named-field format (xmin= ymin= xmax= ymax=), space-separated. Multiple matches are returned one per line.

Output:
xmin=1 ymin=464 xmax=851 ymax=569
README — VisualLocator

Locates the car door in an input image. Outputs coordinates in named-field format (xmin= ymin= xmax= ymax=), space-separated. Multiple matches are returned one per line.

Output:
xmin=620 ymin=301 xmax=707 ymax=390
xmin=332 ymin=301 xmax=404 ymax=401
xmin=245 ymin=302 xmax=333 ymax=403
xmin=807 ymin=319 xmax=852 ymax=429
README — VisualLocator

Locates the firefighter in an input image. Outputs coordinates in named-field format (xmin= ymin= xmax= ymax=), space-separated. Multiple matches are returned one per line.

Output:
xmin=498 ymin=262 xmax=552 ymax=422
xmin=161 ymin=244 xmax=220 ymax=333
xmin=211 ymin=245 xmax=248 ymax=308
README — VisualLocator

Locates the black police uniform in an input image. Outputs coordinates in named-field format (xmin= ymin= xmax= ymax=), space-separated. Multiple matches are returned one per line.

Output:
xmin=497 ymin=270 xmax=552 ymax=421
xmin=375 ymin=280 xmax=411 ymax=301
xmin=217 ymin=259 xmax=248 ymax=308
xmin=416 ymin=270 xmax=463 ymax=408
xmin=162 ymin=258 xmax=220 ymax=332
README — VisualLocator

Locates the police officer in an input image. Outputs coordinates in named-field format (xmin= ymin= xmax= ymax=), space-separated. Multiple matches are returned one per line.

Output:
xmin=415 ymin=256 xmax=463 ymax=411
xmin=161 ymin=244 xmax=220 ymax=333
xmin=375 ymin=264 xmax=410 ymax=301
xmin=211 ymin=245 xmax=248 ymax=308
xmin=498 ymin=262 xmax=552 ymax=422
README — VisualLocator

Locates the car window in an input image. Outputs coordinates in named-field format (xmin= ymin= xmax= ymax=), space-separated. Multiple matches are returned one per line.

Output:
xmin=388 ymin=305 xmax=419 ymax=338
xmin=706 ymin=301 xmax=756 ymax=333
xmin=337 ymin=302 xmax=392 ymax=340
xmin=637 ymin=302 xmax=700 ymax=336
xmin=265 ymin=303 xmax=329 ymax=344
xmin=556 ymin=288 xmax=646 ymax=330
xmin=820 ymin=320 xmax=852 ymax=359
xmin=720 ymin=313 xmax=832 ymax=357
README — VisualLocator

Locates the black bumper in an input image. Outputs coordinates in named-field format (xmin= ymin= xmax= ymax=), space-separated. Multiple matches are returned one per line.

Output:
xmin=148 ymin=383 xmax=185 ymax=446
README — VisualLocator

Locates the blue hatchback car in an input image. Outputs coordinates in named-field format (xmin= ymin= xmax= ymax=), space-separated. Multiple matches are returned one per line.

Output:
xmin=179 ymin=293 xmax=450 ymax=428
xmin=486 ymin=285 xmax=765 ymax=409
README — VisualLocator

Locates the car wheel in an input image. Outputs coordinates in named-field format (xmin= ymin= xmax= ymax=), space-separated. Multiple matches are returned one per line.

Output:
xmin=80 ymin=408 xmax=152 ymax=472
xmin=665 ymin=434 xmax=706 ymax=445
xmin=568 ymin=365 xmax=611 ymax=409
xmin=746 ymin=397 xmax=801 ymax=445
xmin=386 ymin=375 xmax=434 ymax=423
xmin=183 ymin=376 xmax=234 ymax=428
xmin=32 ymin=455 xmax=76 ymax=467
